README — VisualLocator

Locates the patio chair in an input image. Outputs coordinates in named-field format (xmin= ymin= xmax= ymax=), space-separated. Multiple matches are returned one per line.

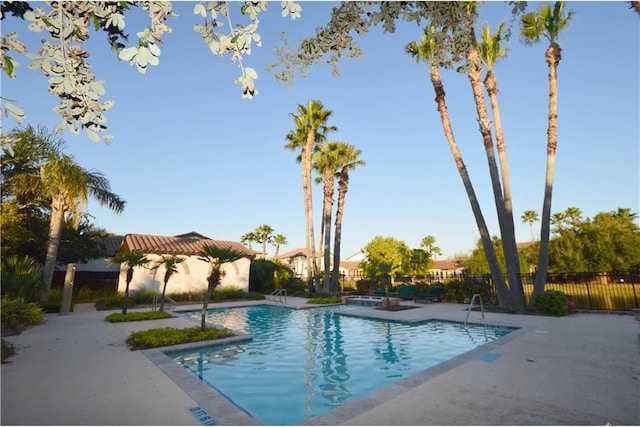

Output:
xmin=396 ymin=285 xmax=415 ymax=300
xmin=415 ymin=286 xmax=443 ymax=303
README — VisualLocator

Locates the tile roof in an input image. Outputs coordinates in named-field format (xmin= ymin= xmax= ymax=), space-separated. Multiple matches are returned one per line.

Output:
xmin=276 ymin=247 xmax=324 ymax=259
xmin=121 ymin=233 xmax=253 ymax=258
xmin=339 ymin=261 xmax=361 ymax=270
xmin=97 ymin=236 xmax=125 ymax=257
xmin=433 ymin=258 xmax=465 ymax=270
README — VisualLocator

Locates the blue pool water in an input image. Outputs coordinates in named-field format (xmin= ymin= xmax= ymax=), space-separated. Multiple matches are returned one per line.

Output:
xmin=170 ymin=304 xmax=512 ymax=425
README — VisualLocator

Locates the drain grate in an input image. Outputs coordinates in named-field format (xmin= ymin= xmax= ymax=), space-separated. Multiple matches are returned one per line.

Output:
xmin=188 ymin=407 xmax=218 ymax=425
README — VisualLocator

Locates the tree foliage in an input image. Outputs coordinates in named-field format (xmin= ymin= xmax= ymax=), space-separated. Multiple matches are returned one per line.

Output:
xmin=548 ymin=208 xmax=640 ymax=273
xmin=1 ymin=126 xmax=116 ymax=265
xmin=360 ymin=236 xmax=411 ymax=280
xmin=1 ymin=1 xmax=302 ymax=144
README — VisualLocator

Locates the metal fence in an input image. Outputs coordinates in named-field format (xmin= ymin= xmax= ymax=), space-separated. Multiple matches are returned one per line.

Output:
xmin=348 ymin=272 xmax=639 ymax=311
xmin=421 ymin=272 xmax=639 ymax=311
xmin=51 ymin=270 xmax=120 ymax=292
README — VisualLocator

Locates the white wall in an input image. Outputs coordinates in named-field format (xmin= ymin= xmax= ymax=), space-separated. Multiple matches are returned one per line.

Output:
xmin=116 ymin=254 xmax=251 ymax=295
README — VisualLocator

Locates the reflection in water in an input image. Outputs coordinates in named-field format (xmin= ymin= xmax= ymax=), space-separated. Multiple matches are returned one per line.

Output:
xmin=170 ymin=305 xmax=511 ymax=425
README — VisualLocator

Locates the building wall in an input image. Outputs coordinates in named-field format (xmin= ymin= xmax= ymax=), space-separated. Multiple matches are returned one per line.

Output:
xmin=116 ymin=254 xmax=251 ymax=294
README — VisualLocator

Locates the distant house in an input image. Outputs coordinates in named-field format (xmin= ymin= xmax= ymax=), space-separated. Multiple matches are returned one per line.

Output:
xmin=114 ymin=232 xmax=255 ymax=295
xmin=276 ymin=247 xmax=329 ymax=279
xmin=429 ymin=258 xmax=466 ymax=279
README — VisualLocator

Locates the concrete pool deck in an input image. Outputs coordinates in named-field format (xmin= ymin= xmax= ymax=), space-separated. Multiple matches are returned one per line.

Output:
xmin=1 ymin=298 xmax=638 ymax=425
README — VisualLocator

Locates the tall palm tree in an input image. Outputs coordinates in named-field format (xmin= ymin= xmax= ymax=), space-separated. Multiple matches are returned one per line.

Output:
xmin=466 ymin=19 xmax=524 ymax=310
xmin=240 ymin=231 xmax=258 ymax=251
xmin=405 ymin=27 xmax=512 ymax=310
xmin=271 ymin=234 xmax=288 ymax=258
xmin=521 ymin=1 xmax=575 ymax=299
xmin=40 ymin=153 xmax=125 ymax=302
xmin=151 ymin=255 xmax=186 ymax=312
xmin=109 ymin=250 xmax=150 ymax=315
xmin=313 ymin=141 xmax=343 ymax=293
xmin=285 ymin=100 xmax=336 ymax=292
xmin=330 ymin=143 xmax=365 ymax=293
xmin=420 ymin=235 xmax=441 ymax=261
xmin=197 ymin=244 xmax=244 ymax=331
xmin=521 ymin=210 xmax=539 ymax=242
xmin=255 ymin=224 xmax=274 ymax=258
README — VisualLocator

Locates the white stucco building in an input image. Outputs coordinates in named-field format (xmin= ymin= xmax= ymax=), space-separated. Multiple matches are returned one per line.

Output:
xmin=115 ymin=232 xmax=254 ymax=295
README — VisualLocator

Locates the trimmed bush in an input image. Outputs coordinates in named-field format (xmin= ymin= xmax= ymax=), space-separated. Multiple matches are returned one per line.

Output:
xmin=534 ymin=290 xmax=569 ymax=316
xmin=1 ymin=339 xmax=15 ymax=363
xmin=105 ymin=311 xmax=172 ymax=322
xmin=126 ymin=326 xmax=235 ymax=350
xmin=307 ymin=297 xmax=342 ymax=304
xmin=1 ymin=298 xmax=44 ymax=331
xmin=95 ymin=294 xmax=134 ymax=310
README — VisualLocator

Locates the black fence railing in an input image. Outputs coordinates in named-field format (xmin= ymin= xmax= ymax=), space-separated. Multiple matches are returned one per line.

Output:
xmin=349 ymin=272 xmax=639 ymax=312
xmin=52 ymin=270 xmax=120 ymax=292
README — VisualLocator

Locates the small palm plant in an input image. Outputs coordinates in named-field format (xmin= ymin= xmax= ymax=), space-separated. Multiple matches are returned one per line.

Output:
xmin=0 ymin=255 xmax=43 ymax=301
xmin=197 ymin=245 xmax=244 ymax=331
xmin=109 ymin=250 xmax=150 ymax=315
xmin=151 ymin=255 xmax=186 ymax=312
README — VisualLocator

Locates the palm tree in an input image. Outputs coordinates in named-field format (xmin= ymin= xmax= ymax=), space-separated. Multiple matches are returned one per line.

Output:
xmin=313 ymin=141 xmax=343 ymax=293
xmin=151 ymin=255 xmax=186 ymax=312
xmin=285 ymin=100 xmax=336 ymax=292
xmin=197 ymin=244 xmax=244 ymax=331
xmin=255 ymin=224 xmax=274 ymax=258
xmin=521 ymin=210 xmax=539 ymax=242
xmin=40 ymin=152 xmax=125 ymax=302
xmin=271 ymin=234 xmax=288 ymax=258
xmin=240 ymin=231 xmax=258 ymax=251
xmin=521 ymin=1 xmax=575 ymax=299
xmin=405 ymin=27 xmax=512 ymax=310
xmin=109 ymin=250 xmax=150 ymax=315
xmin=420 ymin=235 xmax=441 ymax=261
xmin=466 ymin=18 xmax=524 ymax=310
xmin=330 ymin=143 xmax=364 ymax=293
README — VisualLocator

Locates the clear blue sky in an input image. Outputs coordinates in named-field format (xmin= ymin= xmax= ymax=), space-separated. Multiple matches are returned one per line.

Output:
xmin=2 ymin=2 xmax=638 ymax=260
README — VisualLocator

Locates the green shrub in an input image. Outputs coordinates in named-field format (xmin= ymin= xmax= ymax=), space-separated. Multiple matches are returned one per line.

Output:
xmin=105 ymin=311 xmax=172 ymax=322
xmin=307 ymin=296 xmax=342 ymax=304
xmin=1 ymin=339 xmax=15 ymax=363
xmin=95 ymin=294 xmax=134 ymax=310
xmin=534 ymin=290 xmax=569 ymax=316
xmin=129 ymin=289 xmax=155 ymax=305
xmin=1 ymin=298 xmax=44 ymax=331
xmin=167 ymin=291 xmax=206 ymax=302
xmin=126 ymin=326 xmax=235 ymax=350
xmin=1 ymin=255 xmax=43 ymax=301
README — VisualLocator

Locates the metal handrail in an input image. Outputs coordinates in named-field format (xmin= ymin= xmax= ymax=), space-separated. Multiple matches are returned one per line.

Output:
xmin=268 ymin=288 xmax=287 ymax=304
xmin=464 ymin=293 xmax=484 ymax=327
xmin=152 ymin=293 xmax=177 ymax=311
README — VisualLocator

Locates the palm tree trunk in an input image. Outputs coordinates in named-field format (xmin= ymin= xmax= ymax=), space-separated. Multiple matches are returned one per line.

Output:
xmin=322 ymin=170 xmax=335 ymax=294
xmin=468 ymin=45 xmax=523 ymax=310
xmin=430 ymin=66 xmax=511 ymax=309
xmin=534 ymin=42 xmax=562 ymax=301
xmin=302 ymin=134 xmax=315 ymax=292
xmin=122 ymin=268 xmax=133 ymax=315
xmin=331 ymin=171 xmax=349 ymax=293
xmin=485 ymin=69 xmax=525 ymax=309
xmin=41 ymin=198 xmax=65 ymax=303
xmin=160 ymin=273 xmax=169 ymax=312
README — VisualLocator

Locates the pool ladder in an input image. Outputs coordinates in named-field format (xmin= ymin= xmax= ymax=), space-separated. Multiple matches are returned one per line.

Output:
xmin=268 ymin=288 xmax=287 ymax=304
xmin=152 ymin=293 xmax=176 ymax=311
xmin=464 ymin=293 xmax=484 ymax=327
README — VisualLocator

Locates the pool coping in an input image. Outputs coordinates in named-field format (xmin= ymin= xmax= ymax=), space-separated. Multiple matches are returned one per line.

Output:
xmin=142 ymin=303 xmax=531 ymax=426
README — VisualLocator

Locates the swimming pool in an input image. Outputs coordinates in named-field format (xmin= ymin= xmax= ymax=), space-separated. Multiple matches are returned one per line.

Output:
xmin=170 ymin=304 xmax=512 ymax=425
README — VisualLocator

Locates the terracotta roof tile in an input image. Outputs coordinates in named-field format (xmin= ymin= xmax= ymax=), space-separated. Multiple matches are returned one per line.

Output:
xmin=121 ymin=233 xmax=253 ymax=257
xmin=277 ymin=247 xmax=324 ymax=259
xmin=97 ymin=236 xmax=124 ymax=257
